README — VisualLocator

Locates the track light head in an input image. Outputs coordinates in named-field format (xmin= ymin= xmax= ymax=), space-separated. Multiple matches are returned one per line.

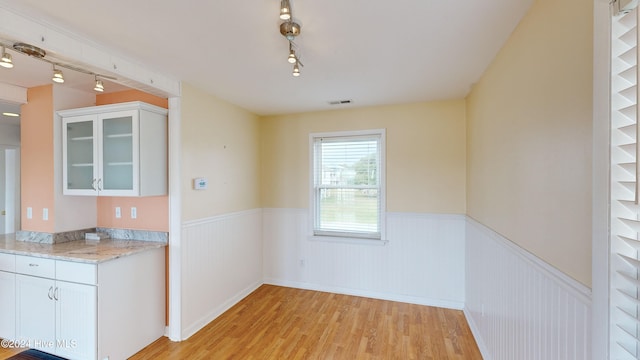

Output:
xmin=288 ymin=49 xmax=297 ymax=64
xmin=94 ymin=78 xmax=104 ymax=92
xmin=52 ymin=68 xmax=64 ymax=83
xmin=292 ymin=62 xmax=300 ymax=77
xmin=280 ymin=0 xmax=291 ymax=20
xmin=0 ymin=53 xmax=12 ymax=69
xmin=0 ymin=47 xmax=13 ymax=69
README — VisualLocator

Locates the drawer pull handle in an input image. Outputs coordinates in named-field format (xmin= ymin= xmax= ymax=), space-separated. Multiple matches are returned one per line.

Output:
xmin=28 ymin=263 xmax=39 ymax=267
xmin=47 ymin=286 xmax=53 ymax=300
xmin=53 ymin=287 xmax=59 ymax=301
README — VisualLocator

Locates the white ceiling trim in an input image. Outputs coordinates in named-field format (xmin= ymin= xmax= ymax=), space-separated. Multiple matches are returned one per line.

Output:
xmin=0 ymin=82 xmax=26 ymax=104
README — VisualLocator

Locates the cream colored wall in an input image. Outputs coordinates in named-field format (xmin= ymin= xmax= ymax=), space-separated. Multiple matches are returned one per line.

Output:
xmin=466 ymin=0 xmax=593 ymax=286
xmin=180 ymin=83 xmax=261 ymax=221
xmin=260 ymin=100 xmax=466 ymax=213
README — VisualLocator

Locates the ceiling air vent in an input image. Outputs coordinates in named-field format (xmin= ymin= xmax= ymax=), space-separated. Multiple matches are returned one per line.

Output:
xmin=328 ymin=99 xmax=353 ymax=105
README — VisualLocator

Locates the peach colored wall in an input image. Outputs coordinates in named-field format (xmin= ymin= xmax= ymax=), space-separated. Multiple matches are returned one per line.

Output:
xmin=96 ymin=90 xmax=168 ymax=109
xmin=95 ymin=90 xmax=169 ymax=231
xmin=465 ymin=0 xmax=593 ymax=286
xmin=21 ymin=85 xmax=55 ymax=232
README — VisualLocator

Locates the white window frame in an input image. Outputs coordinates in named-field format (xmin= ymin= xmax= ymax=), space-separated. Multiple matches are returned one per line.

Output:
xmin=309 ymin=129 xmax=386 ymax=244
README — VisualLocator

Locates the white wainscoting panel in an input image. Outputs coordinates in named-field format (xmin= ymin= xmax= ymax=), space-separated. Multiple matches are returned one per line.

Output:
xmin=180 ymin=209 xmax=263 ymax=340
xmin=263 ymin=209 xmax=466 ymax=309
xmin=465 ymin=218 xmax=592 ymax=360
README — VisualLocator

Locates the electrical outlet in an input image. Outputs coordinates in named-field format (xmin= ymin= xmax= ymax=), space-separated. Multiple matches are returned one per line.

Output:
xmin=42 ymin=208 xmax=48 ymax=221
xmin=26 ymin=207 xmax=32 ymax=219
xmin=115 ymin=207 xmax=121 ymax=219
xmin=131 ymin=207 xmax=137 ymax=219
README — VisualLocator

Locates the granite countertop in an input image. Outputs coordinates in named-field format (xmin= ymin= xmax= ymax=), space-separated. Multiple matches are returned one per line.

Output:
xmin=0 ymin=233 xmax=166 ymax=264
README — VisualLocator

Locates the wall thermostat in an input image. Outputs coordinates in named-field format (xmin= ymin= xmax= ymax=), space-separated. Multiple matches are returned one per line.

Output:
xmin=193 ymin=178 xmax=208 ymax=190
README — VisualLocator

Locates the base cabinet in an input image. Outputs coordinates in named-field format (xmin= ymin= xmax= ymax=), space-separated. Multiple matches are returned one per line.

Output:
xmin=5 ymin=248 xmax=165 ymax=360
xmin=15 ymin=275 xmax=56 ymax=351
xmin=55 ymin=281 xmax=97 ymax=359
xmin=15 ymin=275 xmax=96 ymax=359
xmin=0 ymin=270 xmax=15 ymax=340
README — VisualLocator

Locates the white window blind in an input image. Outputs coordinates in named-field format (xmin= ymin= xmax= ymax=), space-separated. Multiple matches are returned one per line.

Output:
xmin=611 ymin=6 xmax=640 ymax=359
xmin=311 ymin=129 xmax=385 ymax=240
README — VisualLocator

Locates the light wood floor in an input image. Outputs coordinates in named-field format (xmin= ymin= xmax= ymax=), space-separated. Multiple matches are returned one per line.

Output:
xmin=130 ymin=285 xmax=483 ymax=360
xmin=0 ymin=342 xmax=21 ymax=359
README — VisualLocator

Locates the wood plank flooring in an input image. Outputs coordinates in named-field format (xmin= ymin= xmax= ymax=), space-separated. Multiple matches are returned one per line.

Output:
xmin=0 ymin=341 xmax=23 ymax=359
xmin=130 ymin=285 xmax=483 ymax=360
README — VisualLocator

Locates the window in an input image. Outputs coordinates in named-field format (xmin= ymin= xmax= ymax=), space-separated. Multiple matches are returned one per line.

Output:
xmin=310 ymin=129 xmax=385 ymax=240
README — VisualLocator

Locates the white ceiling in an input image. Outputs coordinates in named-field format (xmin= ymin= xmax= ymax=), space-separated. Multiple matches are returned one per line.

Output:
xmin=0 ymin=0 xmax=533 ymax=118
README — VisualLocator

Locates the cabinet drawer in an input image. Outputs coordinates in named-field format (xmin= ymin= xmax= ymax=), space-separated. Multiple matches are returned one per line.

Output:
xmin=0 ymin=253 xmax=15 ymax=272
xmin=15 ymin=255 xmax=55 ymax=278
xmin=56 ymin=261 xmax=96 ymax=285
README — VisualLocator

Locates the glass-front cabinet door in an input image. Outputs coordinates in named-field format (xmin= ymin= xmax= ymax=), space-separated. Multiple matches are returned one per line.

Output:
xmin=99 ymin=110 xmax=139 ymax=196
xmin=63 ymin=115 xmax=98 ymax=195
xmin=60 ymin=101 xmax=167 ymax=197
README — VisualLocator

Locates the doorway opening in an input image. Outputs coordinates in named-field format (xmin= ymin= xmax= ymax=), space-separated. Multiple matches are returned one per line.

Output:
xmin=0 ymin=147 xmax=19 ymax=234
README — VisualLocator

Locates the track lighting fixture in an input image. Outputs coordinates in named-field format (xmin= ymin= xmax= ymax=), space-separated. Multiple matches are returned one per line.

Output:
xmin=94 ymin=76 xmax=105 ymax=92
xmin=0 ymin=47 xmax=13 ymax=68
xmin=52 ymin=66 xmax=64 ymax=83
xmin=279 ymin=0 xmax=304 ymax=76
xmin=287 ymin=43 xmax=297 ymax=64
xmin=280 ymin=0 xmax=291 ymax=20
xmin=292 ymin=62 xmax=300 ymax=77
xmin=0 ymin=41 xmax=116 ymax=91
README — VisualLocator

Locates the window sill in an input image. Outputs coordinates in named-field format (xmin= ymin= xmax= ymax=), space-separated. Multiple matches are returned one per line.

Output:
xmin=308 ymin=235 xmax=388 ymax=246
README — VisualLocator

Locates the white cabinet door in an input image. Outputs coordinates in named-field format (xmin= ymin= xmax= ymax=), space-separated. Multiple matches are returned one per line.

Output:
xmin=63 ymin=115 xmax=99 ymax=195
xmin=55 ymin=281 xmax=97 ymax=360
xmin=60 ymin=101 xmax=167 ymax=197
xmin=15 ymin=274 xmax=56 ymax=351
xmin=0 ymin=270 xmax=15 ymax=340
xmin=98 ymin=110 xmax=139 ymax=196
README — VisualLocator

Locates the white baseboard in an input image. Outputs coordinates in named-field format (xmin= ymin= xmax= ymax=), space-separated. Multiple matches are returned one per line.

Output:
xmin=264 ymin=278 xmax=465 ymax=310
xmin=463 ymin=307 xmax=492 ymax=360
xmin=181 ymin=280 xmax=263 ymax=340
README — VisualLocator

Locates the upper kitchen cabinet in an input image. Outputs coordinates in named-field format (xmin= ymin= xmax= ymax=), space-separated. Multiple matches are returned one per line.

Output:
xmin=59 ymin=101 xmax=167 ymax=197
